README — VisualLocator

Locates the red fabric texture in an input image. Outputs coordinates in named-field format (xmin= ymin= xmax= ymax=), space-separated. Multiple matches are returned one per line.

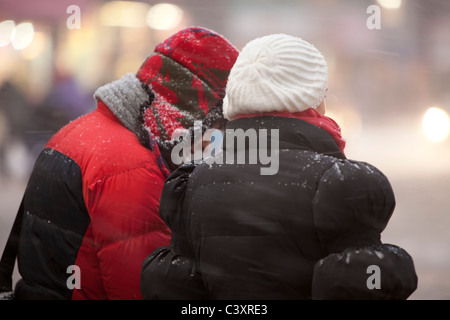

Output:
xmin=235 ymin=108 xmax=346 ymax=154
xmin=38 ymin=27 xmax=238 ymax=299
xmin=46 ymin=101 xmax=171 ymax=299
xmin=153 ymin=27 xmax=238 ymax=96
xmin=136 ymin=27 xmax=239 ymax=142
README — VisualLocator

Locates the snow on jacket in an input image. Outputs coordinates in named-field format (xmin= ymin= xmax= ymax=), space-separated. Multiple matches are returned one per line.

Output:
xmin=15 ymin=100 xmax=170 ymax=300
xmin=141 ymin=113 xmax=418 ymax=300
xmin=14 ymin=27 xmax=239 ymax=300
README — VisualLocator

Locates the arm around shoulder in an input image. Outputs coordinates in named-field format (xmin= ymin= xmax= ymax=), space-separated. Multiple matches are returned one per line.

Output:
xmin=140 ymin=163 xmax=208 ymax=300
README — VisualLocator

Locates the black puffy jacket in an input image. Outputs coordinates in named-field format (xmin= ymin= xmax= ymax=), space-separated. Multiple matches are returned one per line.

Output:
xmin=141 ymin=115 xmax=417 ymax=300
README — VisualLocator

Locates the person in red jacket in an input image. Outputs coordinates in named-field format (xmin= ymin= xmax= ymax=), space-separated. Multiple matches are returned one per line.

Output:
xmin=11 ymin=27 xmax=239 ymax=300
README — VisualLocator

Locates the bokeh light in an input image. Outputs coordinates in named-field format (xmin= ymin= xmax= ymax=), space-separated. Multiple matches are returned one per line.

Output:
xmin=146 ymin=3 xmax=183 ymax=30
xmin=422 ymin=107 xmax=450 ymax=142
xmin=11 ymin=22 xmax=34 ymax=50
xmin=99 ymin=1 xmax=150 ymax=28
xmin=377 ymin=0 xmax=402 ymax=10
xmin=0 ymin=20 xmax=15 ymax=47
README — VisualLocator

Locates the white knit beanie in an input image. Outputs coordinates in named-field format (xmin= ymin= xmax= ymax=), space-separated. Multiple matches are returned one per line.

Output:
xmin=223 ymin=34 xmax=328 ymax=120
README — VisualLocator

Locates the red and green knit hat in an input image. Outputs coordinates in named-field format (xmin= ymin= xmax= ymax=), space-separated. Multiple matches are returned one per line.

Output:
xmin=136 ymin=26 xmax=239 ymax=143
xmin=93 ymin=27 xmax=238 ymax=176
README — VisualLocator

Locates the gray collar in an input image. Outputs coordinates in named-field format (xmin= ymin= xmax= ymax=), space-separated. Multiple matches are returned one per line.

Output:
xmin=94 ymin=73 xmax=150 ymax=137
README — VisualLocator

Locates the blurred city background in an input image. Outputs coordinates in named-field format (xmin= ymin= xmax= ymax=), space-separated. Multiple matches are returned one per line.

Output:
xmin=0 ymin=0 xmax=449 ymax=299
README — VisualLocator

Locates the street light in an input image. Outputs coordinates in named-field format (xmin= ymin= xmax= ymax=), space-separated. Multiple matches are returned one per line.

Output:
xmin=99 ymin=1 xmax=150 ymax=28
xmin=11 ymin=22 xmax=34 ymax=50
xmin=0 ymin=20 xmax=15 ymax=47
xmin=377 ymin=0 xmax=402 ymax=10
xmin=422 ymin=107 xmax=450 ymax=142
xmin=146 ymin=3 xmax=183 ymax=31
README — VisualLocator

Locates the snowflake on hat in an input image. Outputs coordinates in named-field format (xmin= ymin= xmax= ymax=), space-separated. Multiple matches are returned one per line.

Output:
xmin=136 ymin=27 xmax=239 ymax=144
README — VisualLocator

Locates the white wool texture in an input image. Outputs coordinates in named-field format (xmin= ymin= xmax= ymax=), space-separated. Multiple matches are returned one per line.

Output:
xmin=223 ymin=34 xmax=328 ymax=120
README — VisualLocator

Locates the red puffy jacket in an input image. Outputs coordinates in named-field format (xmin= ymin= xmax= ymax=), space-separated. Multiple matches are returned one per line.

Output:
xmin=15 ymin=100 xmax=171 ymax=299
xmin=14 ymin=27 xmax=238 ymax=300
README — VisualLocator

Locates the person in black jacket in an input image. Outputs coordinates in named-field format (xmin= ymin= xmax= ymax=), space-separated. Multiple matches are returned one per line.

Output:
xmin=140 ymin=34 xmax=418 ymax=300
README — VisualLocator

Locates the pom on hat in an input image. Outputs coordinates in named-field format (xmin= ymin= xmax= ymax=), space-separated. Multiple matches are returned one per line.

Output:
xmin=223 ymin=34 xmax=328 ymax=120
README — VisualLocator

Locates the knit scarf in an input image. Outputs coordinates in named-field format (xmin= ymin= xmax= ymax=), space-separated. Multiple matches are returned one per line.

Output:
xmin=235 ymin=108 xmax=346 ymax=154
xmin=94 ymin=27 xmax=239 ymax=177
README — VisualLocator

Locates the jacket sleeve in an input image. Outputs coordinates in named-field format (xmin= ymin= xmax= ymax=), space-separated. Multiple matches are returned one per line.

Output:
xmin=84 ymin=164 xmax=171 ymax=300
xmin=140 ymin=163 xmax=208 ymax=300
xmin=311 ymin=160 xmax=418 ymax=300
xmin=140 ymin=238 xmax=207 ymax=300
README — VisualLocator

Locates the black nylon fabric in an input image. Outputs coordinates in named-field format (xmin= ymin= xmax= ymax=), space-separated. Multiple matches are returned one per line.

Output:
xmin=15 ymin=148 xmax=90 ymax=300
xmin=185 ymin=117 xmax=346 ymax=299
xmin=141 ymin=116 xmax=417 ymax=300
